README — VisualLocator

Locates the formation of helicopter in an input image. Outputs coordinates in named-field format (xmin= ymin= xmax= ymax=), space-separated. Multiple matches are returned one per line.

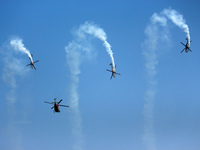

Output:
xmin=27 ymin=38 xmax=192 ymax=113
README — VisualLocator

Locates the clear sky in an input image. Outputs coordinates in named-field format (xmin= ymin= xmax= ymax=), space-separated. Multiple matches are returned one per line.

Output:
xmin=0 ymin=0 xmax=200 ymax=150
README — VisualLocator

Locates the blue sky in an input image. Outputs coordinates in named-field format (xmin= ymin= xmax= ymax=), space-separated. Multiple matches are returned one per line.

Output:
xmin=0 ymin=0 xmax=200 ymax=150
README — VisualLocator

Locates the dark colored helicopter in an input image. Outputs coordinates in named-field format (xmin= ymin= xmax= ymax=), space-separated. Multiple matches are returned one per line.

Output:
xmin=180 ymin=38 xmax=192 ymax=53
xmin=44 ymin=98 xmax=69 ymax=113
xmin=106 ymin=63 xmax=121 ymax=79
xmin=26 ymin=54 xmax=39 ymax=70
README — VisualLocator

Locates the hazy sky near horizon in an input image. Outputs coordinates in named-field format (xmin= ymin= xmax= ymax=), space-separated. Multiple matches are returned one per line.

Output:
xmin=0 ymin=1 xmax=200 ymax=150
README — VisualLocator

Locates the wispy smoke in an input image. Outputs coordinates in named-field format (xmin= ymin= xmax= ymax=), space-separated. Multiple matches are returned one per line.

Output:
xmin=10 ymin=37 xmax=33 ymax=61
xmin=65 ymin=42 xmax=85 ymax=150
xmin=1 ymin=38 xmax=30 ymax=150
xmin=78 ymin=22 xmax=115 ymax=69
xmin=65 ymin=22 xmax=115 ymax=150
xmin=1 ymin=41 xmax=27 ymax=112
xmin=142 ymin=18 xmax=160 ymax=150
xmin=162 ymin=8 xmax=191 ymax=45
xmin=142 ymin=8 xmax=190 ymax=150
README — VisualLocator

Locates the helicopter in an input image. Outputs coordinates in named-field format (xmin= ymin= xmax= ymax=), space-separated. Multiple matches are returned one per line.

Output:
xmin=180 ymin=38 xmax=192 ymax=53
xmin=26 ymin=54 xmax=39 ymax=70
xmin=44 ymin=98 xmax=69 ymax=113
xmin=106 ymin=63 xmax=121 ymax=79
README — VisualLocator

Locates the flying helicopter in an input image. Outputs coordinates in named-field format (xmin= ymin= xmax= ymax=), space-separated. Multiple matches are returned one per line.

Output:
xmin=180 ymin=38 xmax=192 ymax=53
xmin=26 ymin=54 xmax=39 ymax=70
xmin=106 ymin=63 xmax=121 ymax=80
xmin=44 ymin=98 xmax=69 ymax=113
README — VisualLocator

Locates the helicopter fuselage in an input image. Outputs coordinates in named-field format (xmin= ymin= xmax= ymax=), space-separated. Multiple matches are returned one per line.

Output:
xmin=112 ymin=68 xmax=116 ymax=78
xmin=54 ymin=104 xmax=60 ymax=112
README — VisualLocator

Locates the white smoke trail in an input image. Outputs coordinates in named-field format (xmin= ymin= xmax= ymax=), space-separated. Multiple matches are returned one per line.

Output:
xmin=1 ymin=39 xmax=29 ymax=150
xmin=2 ymin=37 xmax=31 ymax=109
xmin=10 ymin=37 xmax=33 ymax=61
xmin=65 ymin=22 xmax=115 ymax=150
xmin=162 ymin=8 xmax=191 ymax=45
xmin=142 ymin=18 xmax=161 ymax=150
xmin=78 ymin=22 xmax=115 ymax=69
xmin=1 ymin=42 xmax=27 ymax=111
xmin=65 ymin=42 xmax=85 ymax=150
xmin=142 ymin=8 xmax=190 ymax=150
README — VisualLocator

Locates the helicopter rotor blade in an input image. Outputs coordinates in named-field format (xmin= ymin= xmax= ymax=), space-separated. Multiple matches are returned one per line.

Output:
xmin=33 ymin=60 xmax=39 ymax=63
xmin=59 ymin=105 xmax=69 ymax=107
xmin=180 ymin=42 xmax=185 ymax=46
xmin=44 ymin=101 xmax=54 ymax=104
xmin=33 ymin=65 xmax=36 ymax=70
xmin=180 ymin=48 xmax=185 ymax=53
xmin=58 ymin=99 xmax=63 ymax=104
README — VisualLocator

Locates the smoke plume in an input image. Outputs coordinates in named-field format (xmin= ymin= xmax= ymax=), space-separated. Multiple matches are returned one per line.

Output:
xmin=1 ymin=38 xmax=31 ymax=150
xmin=65 ymin=22 xmax=115 ymax=150
xmin=65 ymin=42 xmax=85 ymax=150
xmin=10 ymin=37 xmax=33 ymax=61
xmin=163 ymin=8 xmax=191 ymax=45
xmin=2 ymin=37 xmax=31 ymax=109
xmin=142 ymin=8 xmax=190 ymax=150
xmin=78 ymin=22 xmax=115 ymax=69
xmin=1 ymin=41 xmax=27 ymax=112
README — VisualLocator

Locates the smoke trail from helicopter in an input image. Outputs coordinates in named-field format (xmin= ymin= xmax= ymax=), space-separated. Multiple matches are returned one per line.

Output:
xmin=142 ymin=18 xmax=161 ymax=150
xmin=1 ymin=40 xmax=27 ymax=111
xmin=66 ymin=22 xmax=116 ymax=150
xmin=78 ymin=22 xmax=115 ymax=69
xmin=142 ymin=8 xmax=190 ymax=150
xmin=10 ymin=37 xmax=33 ymax=61
xmin=3 ymin=37 xmax=32 ymax=106
xmin=162 ymin=8 xmax=191 ymax=45
xmin=1 ymin=39 xmax=29 ymax=150
xmin=2 ymin=37 xmax=32 ymax=106
xmin=65 ymin=42 xmax=86 ymax=150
